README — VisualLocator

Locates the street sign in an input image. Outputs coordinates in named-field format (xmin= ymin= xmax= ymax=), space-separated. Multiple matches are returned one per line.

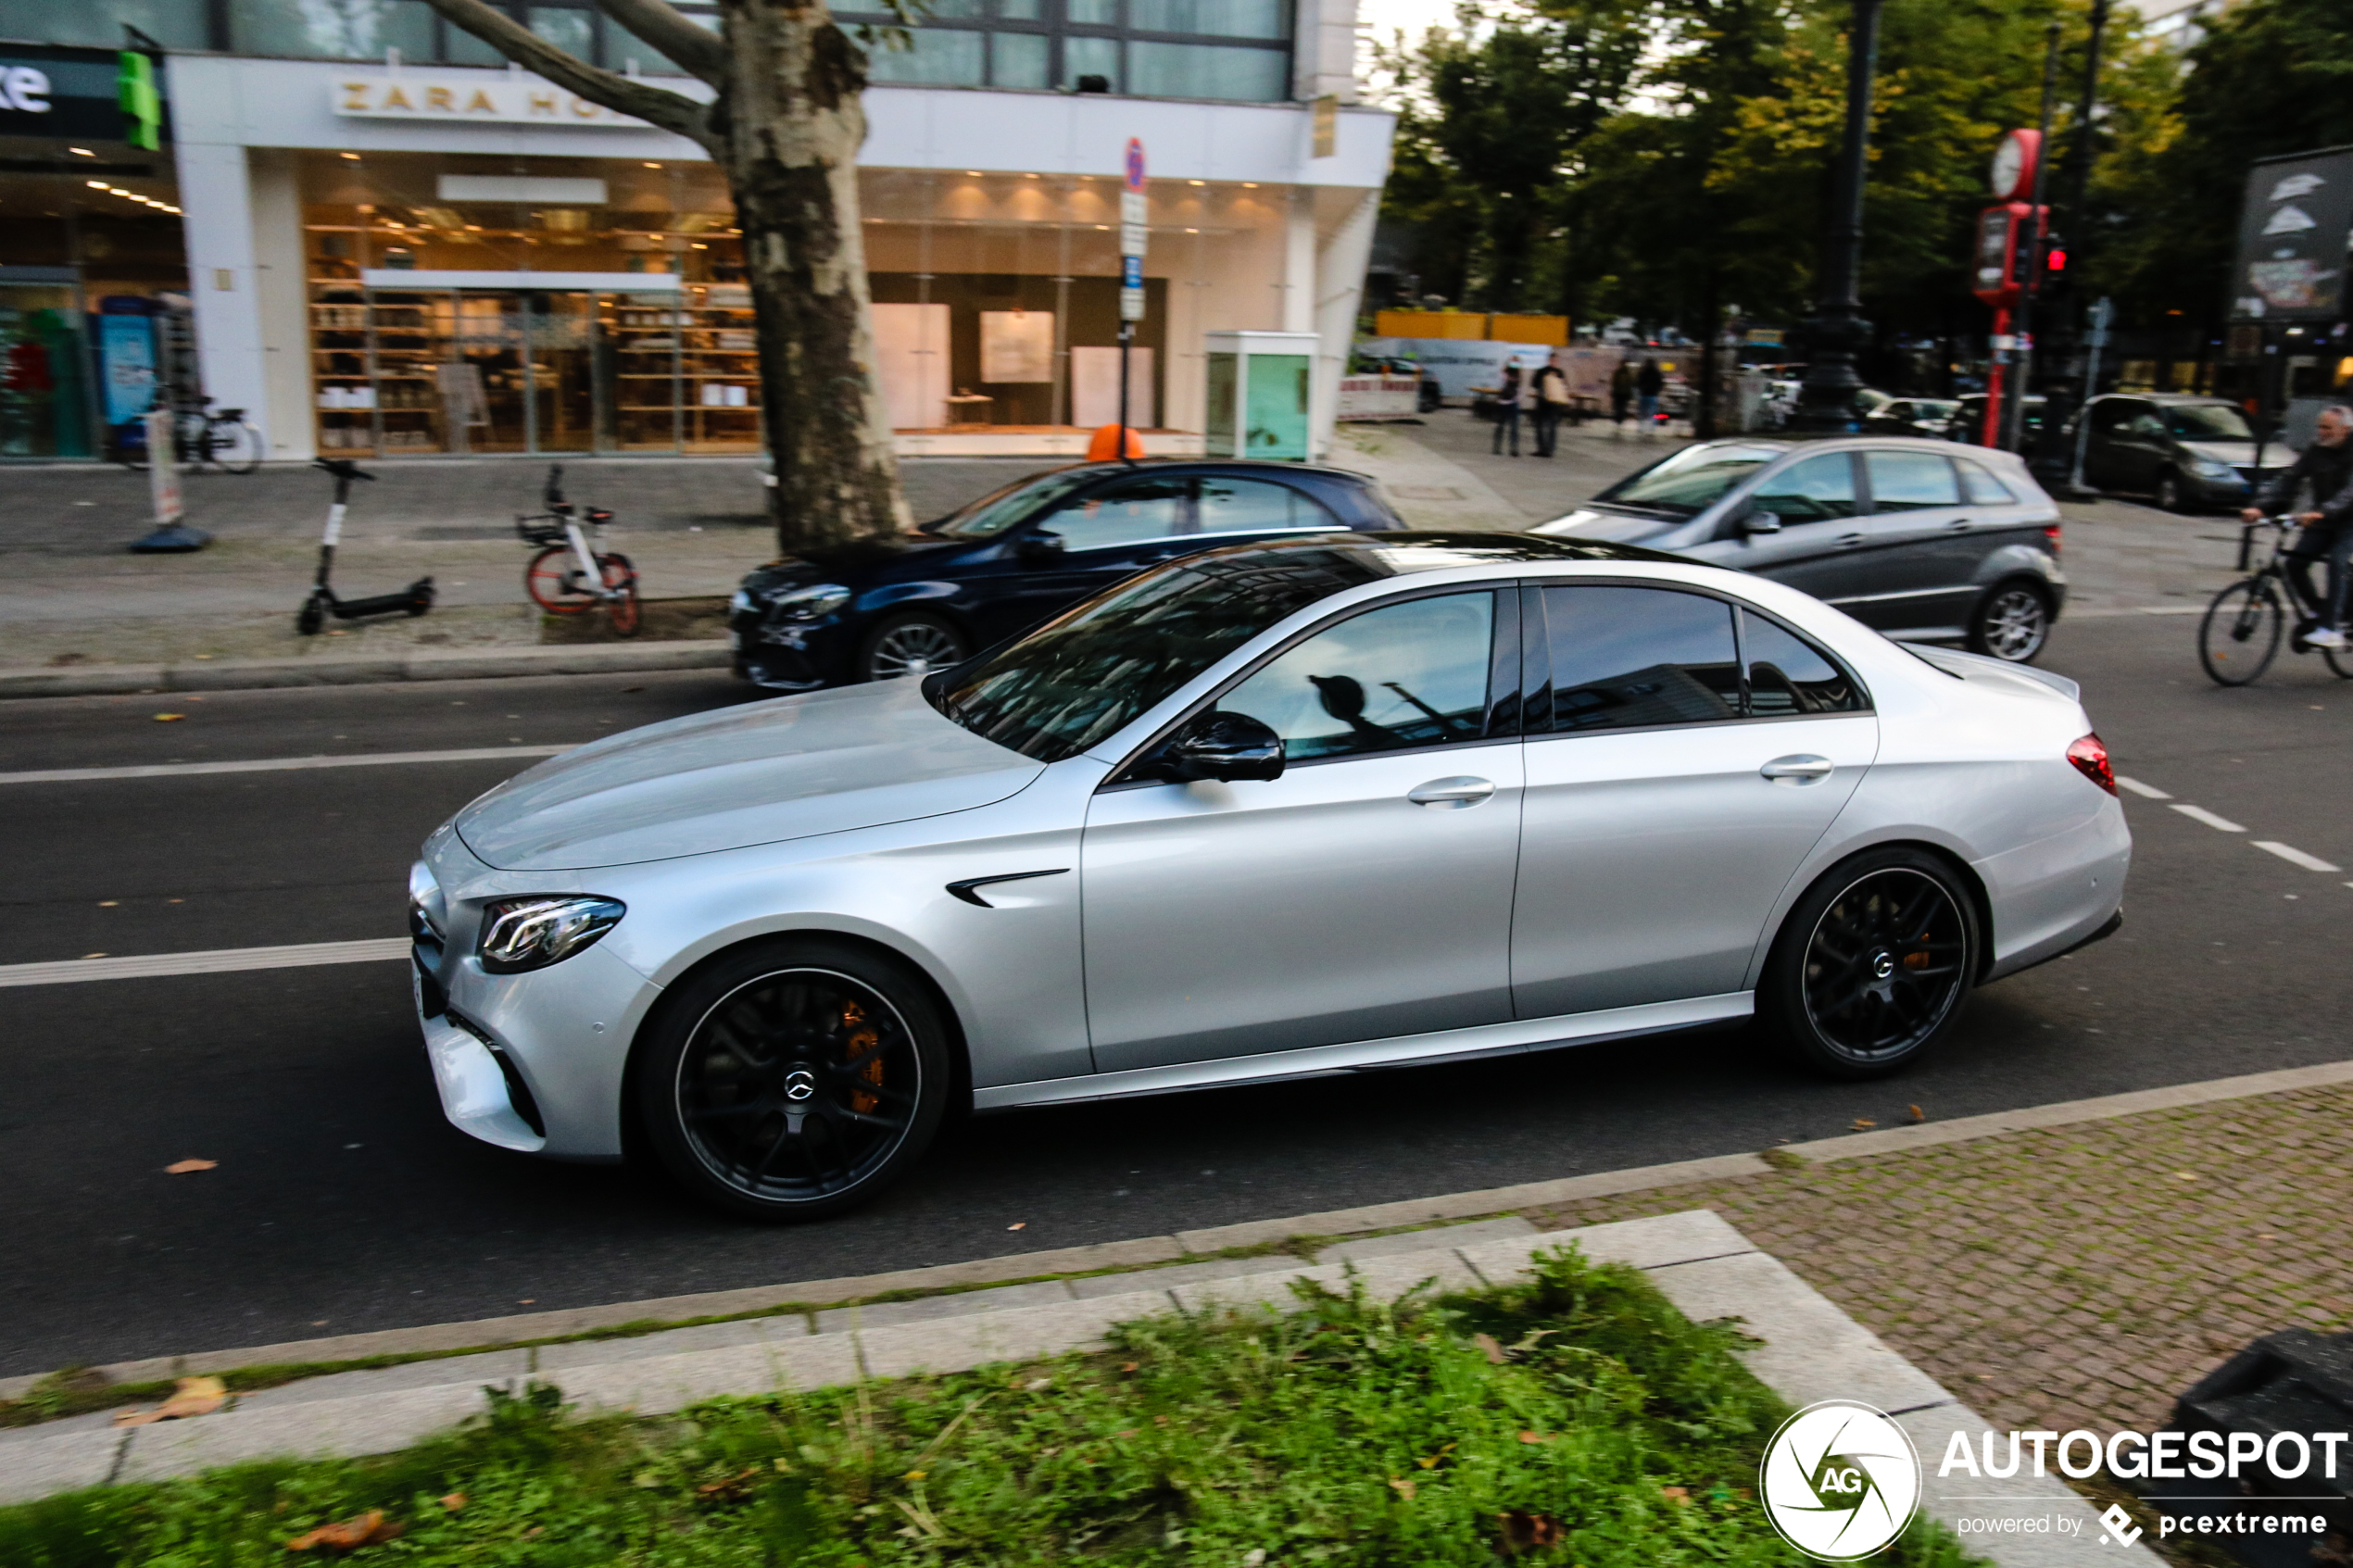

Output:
xmin=2087 ymin=295 xmax=2114 ymax=348
xmin=1124 ymin=137 xmax=1145 ymax=194
xmin=145 ymin=409 xmax=182 ymax=524
xmin=1121 ymin=221 xmax=1147 ymax=256
xmin=1121 ymin=256 xmax=1143 ymax=289
xmin=1120 ymin=287 xmax=1145 ymax=321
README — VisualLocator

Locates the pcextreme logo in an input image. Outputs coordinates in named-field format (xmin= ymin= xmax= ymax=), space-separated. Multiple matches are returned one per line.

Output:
xmin=1760 ymin=1400 xmax=1923 ymax=1562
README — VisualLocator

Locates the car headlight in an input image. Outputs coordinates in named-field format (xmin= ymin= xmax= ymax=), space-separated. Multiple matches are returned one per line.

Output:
xmin=409 ymin=861 xmax=446 ymax=944
xmin=728 ymin=588 xmax=753 ymax=614
xmin=478 ymin=897 xmax=625 ymax=974
xmin=764 ymin=583 xmax=851 ymax=621
xmin=2193 ymin=458 xmax=2237 ymax=480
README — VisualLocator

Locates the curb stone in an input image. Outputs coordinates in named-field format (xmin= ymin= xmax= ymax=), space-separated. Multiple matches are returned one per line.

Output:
xmin=0 ymin=1210 xmax=2158 ymax=1563
xmin=0 ymin=639 xmax=734 ymax=699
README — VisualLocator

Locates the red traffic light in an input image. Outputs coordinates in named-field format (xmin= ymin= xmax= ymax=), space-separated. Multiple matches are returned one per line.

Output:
xmin=2045 ymin=245 xmax=2068 ymax=273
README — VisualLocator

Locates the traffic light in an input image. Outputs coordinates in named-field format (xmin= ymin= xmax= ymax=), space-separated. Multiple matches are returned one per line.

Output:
xmin=2043 ymin=234 xmax=2068 ymax=275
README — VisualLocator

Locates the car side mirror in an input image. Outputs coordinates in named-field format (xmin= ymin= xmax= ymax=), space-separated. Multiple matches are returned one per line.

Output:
xmin=1016 ymin=531 xmax=1065 ymax=561
xmin=1739 ymin=509 xmax=1783 ymax=537
xmin=1151 ymin=710 xmax=1285 ymax=784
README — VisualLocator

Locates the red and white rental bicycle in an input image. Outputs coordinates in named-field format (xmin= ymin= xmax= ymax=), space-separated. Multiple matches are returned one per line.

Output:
xmin=518 ymin=465 xmax=640 ymax=636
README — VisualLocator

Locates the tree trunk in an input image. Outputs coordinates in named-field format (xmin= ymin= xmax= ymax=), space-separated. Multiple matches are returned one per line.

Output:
xmin=421 ymin=0 xmax=907 ymax=553
xmin=717 ymin=0 xmax=910 ymax=548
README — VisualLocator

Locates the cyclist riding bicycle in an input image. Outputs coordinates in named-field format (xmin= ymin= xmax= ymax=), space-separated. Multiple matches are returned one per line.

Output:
xmin=2242 ymin=403 xmax=2353 ymax=648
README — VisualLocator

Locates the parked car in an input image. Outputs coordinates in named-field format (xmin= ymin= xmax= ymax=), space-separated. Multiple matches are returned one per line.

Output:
xmin=410 ymin=531 xmax=2128 ymax=1218
xmin=728 ymin=459 xmax=1403 ymax=689
xmin=1531 ymin=436 xmax=2065 ymax=662
xmin=1944 ymin=394 xmax=2049 ymax=448
xmin=1862 ymin=396 xmax=1960 ymax=441
xmin=2069 ymin=393 xmax=2293 ymax=513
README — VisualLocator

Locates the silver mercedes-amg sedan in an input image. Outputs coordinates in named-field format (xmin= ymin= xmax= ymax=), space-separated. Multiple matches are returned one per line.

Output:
xmin=409 ymin=533 xmax=2129 ymax=1220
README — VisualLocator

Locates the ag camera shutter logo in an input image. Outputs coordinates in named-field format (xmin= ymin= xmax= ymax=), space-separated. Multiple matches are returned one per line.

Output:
xmin=1760 ymin=1400 xmax=1922 ymax=1561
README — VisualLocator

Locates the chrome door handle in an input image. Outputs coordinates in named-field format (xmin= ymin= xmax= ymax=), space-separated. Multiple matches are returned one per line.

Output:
xmin=1760 ymin=755 xmax=1834 ymax=783
xmin=1407 ymin=776 xmax=1495 ymax=808
xmin=1836 ymin=532 xmax=1866 ymax=547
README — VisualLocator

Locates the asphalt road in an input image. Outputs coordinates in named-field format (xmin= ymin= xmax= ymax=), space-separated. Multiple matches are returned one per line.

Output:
xmin=5 ymin=624 xmax=2351 ymax=1377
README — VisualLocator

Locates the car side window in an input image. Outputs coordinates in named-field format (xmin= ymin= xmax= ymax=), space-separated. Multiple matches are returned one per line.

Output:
xmin=2124 ymin=410 xmax=2168 ymax=439
xmin=1218 ymin=592 xmax=1496 ymax=762
xmin=1953 ymin=458 xmax=2018 ymax=506
xmin=1196 ymin=476 xmax=1330 ymax=534
xmin=1045 ymin=476 xmax=1192 ymax=550
xmin=2090 ymin=400 xmax=2133 ymax=436
xmin=1865 ymin=450 xmax=1962 ymax=512
xmin=1541 ymin=585 xmax=1741 ymax=733
xmin=1746 ymin=453 xmax=1858 ymax=525
xmin=1741 ymin=609 xmax=1868 ymax=717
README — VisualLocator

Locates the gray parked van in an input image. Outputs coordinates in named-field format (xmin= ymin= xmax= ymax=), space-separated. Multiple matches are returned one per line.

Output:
xmin=2070 ymin=394 xmax=2291 ymax=512
xmin=1531 ymin=436 xmax=2065 ymax=661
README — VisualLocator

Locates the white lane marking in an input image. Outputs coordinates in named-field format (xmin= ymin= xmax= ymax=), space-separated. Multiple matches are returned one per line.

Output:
xmin=0 ymin=745 xmax=575 ymax=785
xmin=2116 ymin=776 xmax=2172 ymax=800
xmin=2170 ymin=804 xmax=2246 ymax=833
xmin=2254 ymin=841 xmax=2342 ymax=873
xmin=0 ymin=938 xmax=411 ymax=988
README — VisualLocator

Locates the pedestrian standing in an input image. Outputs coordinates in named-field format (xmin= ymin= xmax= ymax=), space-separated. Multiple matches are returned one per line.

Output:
xmin=1492 ymin=364 xmax=1525 ymax=457
xmin=1531 ymin=358 xmax=1569 ymax=458
xmin=1636 ymin=357 xmax=1666 ymax=438
xmin=1609 ymin=358 xmax=1635 ymax=437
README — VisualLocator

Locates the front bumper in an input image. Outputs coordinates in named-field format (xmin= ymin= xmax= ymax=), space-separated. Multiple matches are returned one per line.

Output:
xmin=414 ymin=930 xmax=659 ymax=1160
xmin=729 ymin=603 xmax=850 ymax=690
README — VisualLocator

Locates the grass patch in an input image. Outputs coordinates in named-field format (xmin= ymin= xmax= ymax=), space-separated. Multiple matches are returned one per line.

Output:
xmin=0 ymin=1247 xmax=1982 ymax=1565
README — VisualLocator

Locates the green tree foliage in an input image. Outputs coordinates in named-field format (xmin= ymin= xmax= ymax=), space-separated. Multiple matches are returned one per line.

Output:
xmin=2095 ymin=0 xmax=2353 ymax=330
xmin=1378 ymin=0 xmax=2175 ymax=348
xmin=1374 ymin=0 xmax=1646 ymax=314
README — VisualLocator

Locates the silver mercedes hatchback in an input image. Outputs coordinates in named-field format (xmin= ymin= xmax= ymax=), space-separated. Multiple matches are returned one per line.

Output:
xmin=410 ymin=533 xmax=2128 ymax=1220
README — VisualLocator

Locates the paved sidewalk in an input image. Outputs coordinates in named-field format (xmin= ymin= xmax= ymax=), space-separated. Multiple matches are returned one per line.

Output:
xmin=1520 ymin=1079 xmax=2353 ymax=1445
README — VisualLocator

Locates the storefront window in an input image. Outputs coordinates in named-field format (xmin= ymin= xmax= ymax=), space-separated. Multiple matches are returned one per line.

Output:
xmin=0 ymin=0 xmax=208 ymax=51
xmin=0 ymin=281 xmax=94 ymax=458
xmin=232 ymin=0 xmax=435 ymax=59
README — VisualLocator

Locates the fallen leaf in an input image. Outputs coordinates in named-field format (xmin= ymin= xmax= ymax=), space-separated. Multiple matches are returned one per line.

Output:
xmin=1389 ymin=1475 xmax=1417 ymax=1499
xmin=284 ymin=1509 xmax=404 ymax=1552
xmin=1152 ymin=1414 xmax=1170 ymax=1426
xmin=152 ymin=713 xmax=185 ymax=721
xmin=437 ymin=1493 xmax=466 ymax=1512
xmin=97 ymin=900 xmax=120 ymax=908
xmin=1119 ymin=1361 xmax=1139 ymax=1374
xmin=697 ymin=1466 xmax=761 ymax=1504
xmin=1496 ymin=1509 xmax=1564 ymax=1555
xmin=165 ymin=1159 xmax=218 ymax=1174
xmin=1850 ymin=1117 xmax=1877 ymax=1131
xmin=2174 ymin=1171 xmax=2200 ymax=1182
xmin=82 ymin=952 xmax=108 ymax=960
xmin=1660 ymin=1486 xmax=1691 ymax=1503
xmin=1517 ymin=1430 xmax=1550 ymax=1445
xmin=1907 ymin=1104 xmax=1926 ymax=1123
xmin=517 ymin=1298 xmax=535 ymax=1305
xmin=1471 ymin=1332 xmax=1506 ymax=1364
xmin=523 ymin=1525 xmax=543 ymax=1539
xmin=1116 ymin=1429 xmax=1139 ymax=1439
xmin=114 ymin=1375 xmax=230 ymax=1426
xmin=1006 ymin=1222 xmax=1026 ymax=1231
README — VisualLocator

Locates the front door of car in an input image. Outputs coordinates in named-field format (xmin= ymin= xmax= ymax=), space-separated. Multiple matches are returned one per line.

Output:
xmin=1696 ymin=450 xmax=1875 ymax=608
xmin=1081 ymin=588 xmax=1522 ymax=1073
xmin=1511 ymin=584 xmax=1875 ymax=1020
xmin=968 ymin=472 xmax=1200 ymax=643
xmin=2113 ymin=405 xmax=2172 ymax=492
xmin=2082 ymin=399 xmax=2141 ymax=488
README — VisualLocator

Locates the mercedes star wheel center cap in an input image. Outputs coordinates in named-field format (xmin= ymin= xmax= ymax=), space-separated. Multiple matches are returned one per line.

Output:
xmin=784 ymin=1068 xmax=818 ymax=1104
xmin=1871 ymin=951 xmax=1896 ymax=980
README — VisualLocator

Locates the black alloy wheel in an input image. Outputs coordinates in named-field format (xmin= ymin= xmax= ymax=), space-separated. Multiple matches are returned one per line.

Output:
xmin=1966 ymin=581 xmax=2052 ymax=663
xmin=1763 ymin=849 xmax=1979 ymax=1080
xmin=635 ymin=939 xmax=950 ymax=1220
xmin=861 ymin=612 xmax=970 ymax=682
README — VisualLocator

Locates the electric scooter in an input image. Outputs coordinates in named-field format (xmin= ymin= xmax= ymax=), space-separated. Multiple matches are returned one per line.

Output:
xmin=297 ymin=458 xmax=435 ymax=635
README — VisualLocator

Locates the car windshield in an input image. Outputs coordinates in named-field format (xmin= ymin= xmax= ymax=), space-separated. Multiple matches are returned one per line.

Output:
xmin=935 ymin=547 xmax=1392 ymax=761
xmin=1592 ymin=443 xmax=1783 ymax=517
xmin=2166 ymin=405 xmax=2254 ymax=442
xmin=932 ymin=470 xmax=1100 ymax=540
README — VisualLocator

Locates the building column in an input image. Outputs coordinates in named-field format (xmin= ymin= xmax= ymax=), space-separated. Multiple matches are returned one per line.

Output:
xmin=171 ymin=138 xmax=272 ymax=451
xmin=1308 ymin=189 xmax=1376 ymax=460
xmin=1282 ymin=191 xmax=1315 ymax=334
xmin=249 ymin=149 xmax=314 ymax=462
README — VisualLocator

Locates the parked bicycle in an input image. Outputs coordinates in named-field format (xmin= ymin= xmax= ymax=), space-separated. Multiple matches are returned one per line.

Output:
xmin=116 ymin=398 xmax=262 ymax=474
xmin=518 ymin=465 xmax=640 ymax=636
xmin=2197 ymin=514 xmax=2353 ymax=685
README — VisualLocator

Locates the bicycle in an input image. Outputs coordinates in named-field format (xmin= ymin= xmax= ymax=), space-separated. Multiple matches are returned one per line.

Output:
xmin=118 ymin=398 xmax=263 ymax=474
xmin=2197 ymin=513 xmax=2353 ymax=685
xmin=517 ymin=465 xmax=641 ymax=637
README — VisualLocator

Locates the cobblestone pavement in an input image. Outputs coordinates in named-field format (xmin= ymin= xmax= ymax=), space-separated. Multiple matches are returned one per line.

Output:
xmin=1519 ymin=1081 xmax=2353 ymax=1441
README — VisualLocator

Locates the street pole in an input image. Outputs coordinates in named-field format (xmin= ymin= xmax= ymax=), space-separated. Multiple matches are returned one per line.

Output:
xmin=1791 ymin=0 xmax=1884 ymax=433
xmin=2044 ymin=0 xmax=2109 ymax=375
xmin=2002 ymin=20 xmax=2063 ymax=455
xmin=2068 ymin=295 xmax=2113 ymax=494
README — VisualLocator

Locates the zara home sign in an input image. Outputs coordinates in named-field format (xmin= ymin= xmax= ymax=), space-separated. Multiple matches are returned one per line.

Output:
xmin=334 ymin=73 xmax=648 ymax=128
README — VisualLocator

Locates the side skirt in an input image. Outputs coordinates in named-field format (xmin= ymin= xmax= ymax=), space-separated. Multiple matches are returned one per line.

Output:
xmin=973 ymin=992 xmax=1755 ymax=1112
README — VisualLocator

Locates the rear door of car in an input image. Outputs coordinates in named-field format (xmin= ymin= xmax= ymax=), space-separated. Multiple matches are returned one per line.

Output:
xmin=1840 ymin=447 xmax=1979 ymax=634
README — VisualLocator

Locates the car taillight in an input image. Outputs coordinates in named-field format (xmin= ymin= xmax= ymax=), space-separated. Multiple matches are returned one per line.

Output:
xmin=2044 ymin=524 xmax=2061 ymax=554
xmin=2067 ymin=733 xmax=2116 ymax=796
